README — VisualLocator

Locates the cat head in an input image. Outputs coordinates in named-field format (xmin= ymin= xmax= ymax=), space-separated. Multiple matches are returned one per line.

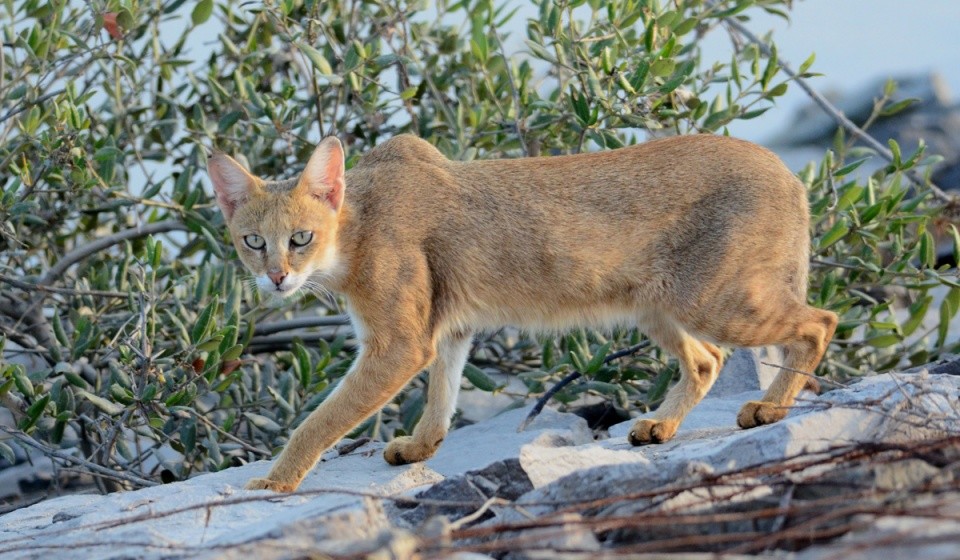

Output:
xmin=208 ymin=137 xmax=345 ymax=300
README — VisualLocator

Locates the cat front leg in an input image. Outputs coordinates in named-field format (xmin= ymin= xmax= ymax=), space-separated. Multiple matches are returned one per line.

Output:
xmin=384 ymin=331 xmax=473 ymax=465
xmin=245 ymin=334 xmax=436 ymax=492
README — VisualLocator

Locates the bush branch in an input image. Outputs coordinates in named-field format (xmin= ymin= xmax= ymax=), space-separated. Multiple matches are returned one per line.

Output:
xmin=41 ymin=220 xmax=189 ymax=285
xmin=0 ymin=426 xmax=158 ymax=488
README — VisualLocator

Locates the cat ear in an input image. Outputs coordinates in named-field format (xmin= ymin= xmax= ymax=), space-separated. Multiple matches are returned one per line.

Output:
xmin=208 ymin=152 xmax=260 ymax=220
xmin=299 ymin=136 xmax=345 ymax=212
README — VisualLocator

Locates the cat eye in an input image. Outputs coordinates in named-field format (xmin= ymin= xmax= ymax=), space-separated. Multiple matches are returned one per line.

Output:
xmin=290 ymin=231 xmax=313 ymax=248
xmin=243 ymin=234 xmax=266 ymax=250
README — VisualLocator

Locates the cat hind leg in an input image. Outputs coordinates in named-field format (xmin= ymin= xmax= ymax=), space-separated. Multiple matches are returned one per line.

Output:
xmin=628 ymin=318 xmax=724 ymax=446
xmin=737 ymin=305 xmax=837 ymax=428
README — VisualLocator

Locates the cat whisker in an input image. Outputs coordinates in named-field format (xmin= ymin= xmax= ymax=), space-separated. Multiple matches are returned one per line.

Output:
xmin=303 ymin=278 xmax=340 ymax=312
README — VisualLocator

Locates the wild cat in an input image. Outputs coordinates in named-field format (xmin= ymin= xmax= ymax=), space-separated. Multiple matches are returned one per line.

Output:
xmin=207 ymin=134 xmax=837 ymax=492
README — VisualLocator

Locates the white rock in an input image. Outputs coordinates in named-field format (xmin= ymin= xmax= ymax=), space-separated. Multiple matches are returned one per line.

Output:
xmin=0 ymin=407 xmax=590 ymax=559
xmin=519 ymin=445 xmax=648 ymax=488
xmin=707 ymin=346 xmax=784 ymax=397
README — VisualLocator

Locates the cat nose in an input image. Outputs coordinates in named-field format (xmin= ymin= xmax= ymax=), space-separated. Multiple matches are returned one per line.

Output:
xmin=268 ymin=271 xmax=287 ymax=287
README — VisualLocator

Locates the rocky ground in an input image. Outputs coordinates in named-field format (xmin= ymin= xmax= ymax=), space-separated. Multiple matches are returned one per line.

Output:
xmin=1 ymin=349 xmax=959 ymax=559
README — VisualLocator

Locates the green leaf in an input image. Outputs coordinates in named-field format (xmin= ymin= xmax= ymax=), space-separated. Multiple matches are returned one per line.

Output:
xmin=463 ymin=363 xmax=498 ymax=392
xmin=818 ymin=220 xmax=849 ymax=250
xmin=13 ymin=366 xmax=33 ymax=398
xmin=740 ymin=108 xmax=770 ymax=120
xmin=867 ymin=334 xmax=900 ymax=349
xmin=583 ymin=380 xmax=621 ymax=395
xmin=20 ymin=394 xmax=50 ymax=432
xmin=0 ymin=377 xmax=15 ymax=399
xmin=64 ymin=371 xmax=88 ymax=389
xmin=191 ymin=300 xmax=218 ymax=344
xmin=766 ymin=82 xmax=788 ymax=97
xmin=919 ymin=231 xmax=936 ymax=269
xmin=585 ymin=342 xmax=612 ymax=374
xmin=296 ymin=42 xmax=334 ymax=75
xmin=834 ymin=157 xmax=871 ymax=176
xmin=650 ymin=59 xmax=676 ymax=77
xmin=859 ymin=202 xmax=884 ymax=224
xmin=221 ymin=343 xmax=243 ymax=362
xmin=191 ymin=0 xmax=213 ymax=25
xmin=938 ymin=296 xmax=954 ymax=346
xmin=78 ymin=390 xmax=124 ymax=415
xmin=674 ymin=17 xmax=698 ymax=36
xmin=165 ymin=389 xmax=188 ymax=407
xmin=292 ymin=340 xmax=312 ymax=387
xmin=903 ymin=295 xmax=932 ymax=336
xmin=116 ymin=8 xmax=135 ymax=29
xmin=243 ymin=412 xmax=282 ymax=433
xmin=213 ymin=372 xmax=240 ymax=392
xmin=151 ymin=239 xmax=163 ymax=268
xmin=948 ymin=287 xmax=960 ymax=320
xmin=343 ymin=42 xmax=363 ymax=72
xmin=180 ymin=418 xmax=197 ymax=453
xmin=570 ymin=88 xmax=592 ymax=126
xmin=630 ymin=60 xmax=649 ymax=90
xmin=950 ymin=225 xmax=960 ymax=265
xmin=542 ymin=340 xmax=555 ymax=369
xmin=52 ymin=312 xmax=69 ymax=347
xmin=196 ymin=335 xmax=224 ymax=352
xmin=761 ymin=44 xmax=779 ymax=89
xmin=888 ymin=138 xmax=902 ymax=166
xmin=880 ymin=98 xmax=918 ymax=116
xmin=373 ymin=53 xmax=400 ymax=67
xmin=0 ymin=442 xmax=15 ymax=464
xmin=648 ymin=367 xmax=675 ymax=402
xmin=218 ymin=111 xmax=243 ymax=132
xmin=110 ymin=383 xmax=135 ymax=404
xmin=141 ymin=383 xmax=158 ymax=402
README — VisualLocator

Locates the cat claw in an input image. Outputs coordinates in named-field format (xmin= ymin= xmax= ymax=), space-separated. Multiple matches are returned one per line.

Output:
xmin=627 ymin=418 xmax=678 ymax=446
xmin=737 ymin=401 xmax=787 ymax=429
xmin=384 ymin=435 xmax=438 ymax=465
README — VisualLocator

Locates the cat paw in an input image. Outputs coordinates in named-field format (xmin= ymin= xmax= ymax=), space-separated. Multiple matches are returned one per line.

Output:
xmin=384 ymin=436 xmax=440 ymax=466
xmin=627 ymin=419 xmax=679 ymax=446
xmin=737 ymin=401 xmax=787 ymax=429
xmin=244 ymin=477 xmax=297 ymax=492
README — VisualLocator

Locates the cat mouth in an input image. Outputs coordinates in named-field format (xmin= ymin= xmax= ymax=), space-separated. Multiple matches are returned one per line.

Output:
xmin=256 ymin=275 xmax=305 ymax=299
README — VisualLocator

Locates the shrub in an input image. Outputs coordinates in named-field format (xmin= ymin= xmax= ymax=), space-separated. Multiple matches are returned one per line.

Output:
xmin=0 ymin=0 xmax=953 ymax=488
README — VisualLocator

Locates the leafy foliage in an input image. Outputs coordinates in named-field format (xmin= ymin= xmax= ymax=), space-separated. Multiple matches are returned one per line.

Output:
xmin=0 ymin=0 xmax=954 ymax=487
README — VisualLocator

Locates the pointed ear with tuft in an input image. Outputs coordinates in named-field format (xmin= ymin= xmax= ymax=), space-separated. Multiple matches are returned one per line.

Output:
xmin=299 ymin=136 xmax=345 ymax=212
xmin=208 ymin=152 xmax=261 ymax=220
